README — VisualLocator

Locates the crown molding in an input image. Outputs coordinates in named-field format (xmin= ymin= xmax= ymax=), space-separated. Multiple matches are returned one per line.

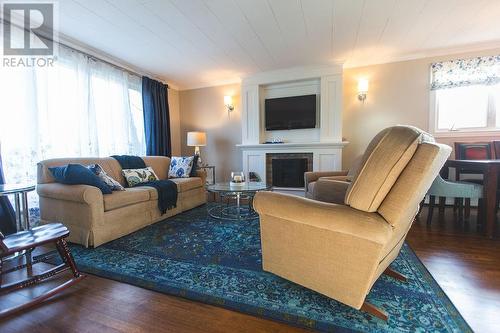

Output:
xmin=177 ymin=77 xmax=242 ymax=91
xmin=178 ymin=62 xmax=344 ymax=91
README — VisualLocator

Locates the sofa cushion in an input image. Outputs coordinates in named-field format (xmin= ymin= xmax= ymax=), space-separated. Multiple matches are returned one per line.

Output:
xmin=345 ymin=126 xmax=422 ymax=212
xmin=170 ymin=177 xmax=203 ymax=193
xmin=141 ymin=178 xmax=203 ymax=201
xmin=103 ymin=187 xmax=151 ymax=211
xmin=142 ymin=156 xmax=170 ymax=180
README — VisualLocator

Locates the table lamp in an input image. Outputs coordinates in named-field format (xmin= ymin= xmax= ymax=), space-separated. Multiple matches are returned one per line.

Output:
xmin=187 ymin=131 xmax=207 ymax=165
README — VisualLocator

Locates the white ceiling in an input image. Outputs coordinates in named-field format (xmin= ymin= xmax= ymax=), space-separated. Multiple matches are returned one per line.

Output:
xmin=57 ymin=0 xmax=500 ymax=90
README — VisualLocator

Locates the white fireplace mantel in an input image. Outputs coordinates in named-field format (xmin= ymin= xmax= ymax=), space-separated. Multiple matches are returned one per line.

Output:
xmin=238 ymin=142 xmax=348 ymax=183
xmin=238 ymin=65 xmax=346 ymax=182
xmin=237 ymin=142 xmax=348 ymax=149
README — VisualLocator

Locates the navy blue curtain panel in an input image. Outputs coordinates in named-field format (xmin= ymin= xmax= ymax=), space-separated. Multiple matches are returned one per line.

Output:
xmin=0 ymin=151 xmax=17 ymax=235
xmin=142 ymin=76 xmax=172 ymax=156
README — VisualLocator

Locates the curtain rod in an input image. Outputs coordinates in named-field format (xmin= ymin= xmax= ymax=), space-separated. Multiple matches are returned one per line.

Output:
xmin=1 ymin=18 xmax=170 ymax=88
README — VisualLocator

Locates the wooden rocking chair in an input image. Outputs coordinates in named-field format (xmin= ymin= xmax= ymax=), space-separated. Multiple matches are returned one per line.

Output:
xmin=0 ymin=223 xmax=85 ymax=317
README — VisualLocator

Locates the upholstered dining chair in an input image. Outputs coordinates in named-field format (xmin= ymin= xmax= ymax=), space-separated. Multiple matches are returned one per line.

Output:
xmin=493 ymin=140 xmax=500 ymax=159
xmin=0 ymin=223 xmax=85 ymax=317
xmin=452 ymin=142 xmax=492 ymax=218
xmin=426 ymin=175 xmax=483 ymax=225
xmin=254 ymin=125 xmax=450 ymax=320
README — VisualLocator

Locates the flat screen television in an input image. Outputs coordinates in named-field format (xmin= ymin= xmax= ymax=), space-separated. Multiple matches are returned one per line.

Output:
xmin=265 ymin=94 xmax=316 ymax=130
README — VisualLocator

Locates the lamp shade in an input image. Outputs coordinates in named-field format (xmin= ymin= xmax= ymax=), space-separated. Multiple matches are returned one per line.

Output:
xmin=187 ymin=131 xmax=207 ymax=147
xmin=357 ymin=79 xmax=369 ymax=93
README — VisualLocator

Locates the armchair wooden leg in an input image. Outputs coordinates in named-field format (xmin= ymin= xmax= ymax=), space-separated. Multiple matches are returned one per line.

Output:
xmin=361 ymin=302 xmax=388 ymax=321
xmin=383 ymin=267 xmax=407 ymax=282
xmin=464 ymin=198 xmax=471 ymax=219
xmin=438 ymin=197 xmax=446 ymax=222
xmin=457 ymin=198 xmax=464 ymax=220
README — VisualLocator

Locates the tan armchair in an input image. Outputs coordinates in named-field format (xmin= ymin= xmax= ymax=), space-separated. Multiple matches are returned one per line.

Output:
xmin=304 ymin=156 xmax=362 ymax=203
xmin=254 ymin=125 xmax=451 ymax=320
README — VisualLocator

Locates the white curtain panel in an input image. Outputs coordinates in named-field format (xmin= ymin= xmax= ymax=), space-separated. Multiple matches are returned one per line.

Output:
xmin=0 ymin=37 xmax=146 ymax=203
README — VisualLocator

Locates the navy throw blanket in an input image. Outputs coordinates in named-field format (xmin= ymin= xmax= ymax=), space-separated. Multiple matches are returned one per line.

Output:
xmin=111 ymin=155 xmax=146 ymax=169
xmin=111 ymin=155 xmax=177 ymax=214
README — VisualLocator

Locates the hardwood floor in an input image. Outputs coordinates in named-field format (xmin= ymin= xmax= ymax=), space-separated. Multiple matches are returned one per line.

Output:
xmin=408 ymin=208 xmax=500 ymax=333
xmin=1 ymin=206 xmax=499 ymax=333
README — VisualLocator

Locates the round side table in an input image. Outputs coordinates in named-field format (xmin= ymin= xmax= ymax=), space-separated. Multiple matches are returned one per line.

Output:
xmin=0 ymin=183 xmax=36 ymax=262
xmin=0 ymin=183 xmax=36 ymax=231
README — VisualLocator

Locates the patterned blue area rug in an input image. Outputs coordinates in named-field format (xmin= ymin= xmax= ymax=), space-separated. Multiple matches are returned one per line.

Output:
xmin=66 ymin=204 xmax=471 ymax=332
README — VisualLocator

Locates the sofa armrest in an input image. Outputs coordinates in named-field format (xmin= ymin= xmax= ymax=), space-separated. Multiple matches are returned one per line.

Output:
xmin=253 ymin=192 xmax=392 ymax=245
xmin=304 ymin=171 xmax=348 ymax=191
xmin=37 ymin=183 xmax=103 ymax=205
xmin=195 ymin=169 xmax=207 ymax=185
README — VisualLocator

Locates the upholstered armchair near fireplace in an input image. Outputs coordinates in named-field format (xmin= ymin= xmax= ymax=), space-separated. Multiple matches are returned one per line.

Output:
xmin=254 ymin=125 xmax=451 ymax=320
xmin=304 ymin=155 xmax=362 ymax=203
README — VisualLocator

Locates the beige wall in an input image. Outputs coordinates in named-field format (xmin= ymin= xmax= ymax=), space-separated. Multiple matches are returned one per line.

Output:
xmin=179 ymin=84 xmax=241 ymax=181
xmin=168 ymin=88 xmax=182 ymax=156
xmin=178 ymin=47 xmax=500 ymax=173
xmin=343 ymin=47 xmax=500 ymax=169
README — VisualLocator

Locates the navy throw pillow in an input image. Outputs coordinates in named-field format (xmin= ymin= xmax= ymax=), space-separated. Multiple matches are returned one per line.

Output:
xmin=190 ymin=155 xmax=199 ymax=177
xmin=49 ymin=164 xmax=113 ymax=194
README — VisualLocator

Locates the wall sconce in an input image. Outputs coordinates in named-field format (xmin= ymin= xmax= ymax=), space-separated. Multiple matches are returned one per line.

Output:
xmin=357 ymin=79 xmax=369 ymax=102
xmin=224 ymin=95 xmax=234 ymax=116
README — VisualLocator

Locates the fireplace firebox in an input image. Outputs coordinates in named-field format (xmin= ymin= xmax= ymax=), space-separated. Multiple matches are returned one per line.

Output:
xmin=266 ymin=153 xmax=313 ymax=188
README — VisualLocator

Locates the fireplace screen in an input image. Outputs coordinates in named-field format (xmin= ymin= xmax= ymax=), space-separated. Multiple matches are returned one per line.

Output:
xmin=271 ymin=158 xmax=308 ymax=188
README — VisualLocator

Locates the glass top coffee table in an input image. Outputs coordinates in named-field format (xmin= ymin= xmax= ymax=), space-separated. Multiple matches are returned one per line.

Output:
xmin=206 ymin=182 xmax=272 ymax=220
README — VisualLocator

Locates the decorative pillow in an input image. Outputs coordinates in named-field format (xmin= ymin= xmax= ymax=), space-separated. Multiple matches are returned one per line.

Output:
xmin=49 ymin=164 xmax=112 ymax=194
xmin=122 ymin=167 xmax=159 ymax=187
xmin=189 ymin=155 xmax=199 ymax=177
xmin=88 ymin=164 xmax=125 ymax=191
xmin=168 ymin=156 xmax=195 ymax=178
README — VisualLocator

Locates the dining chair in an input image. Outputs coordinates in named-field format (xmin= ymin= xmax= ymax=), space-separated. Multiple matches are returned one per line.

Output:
xmin=493 ymin=141 xmax=500 ymax=158
xmin=452 ymin=142 xmax=492 ymax=218
xmin=426 ymin=175 xmax=483 ymax=225
xmin=492 ymin=141 xmax=500 ymax=214
xmin=0 ymin=223 xmax=85 ymax=318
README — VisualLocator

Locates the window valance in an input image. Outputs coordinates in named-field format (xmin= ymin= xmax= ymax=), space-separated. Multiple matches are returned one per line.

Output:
xmin=430 ymin=55 xmax=500 ymax=90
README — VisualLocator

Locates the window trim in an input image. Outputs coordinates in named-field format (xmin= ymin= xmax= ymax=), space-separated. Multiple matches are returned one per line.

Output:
xmin=429 ymin=87 xmax=500 ymax=138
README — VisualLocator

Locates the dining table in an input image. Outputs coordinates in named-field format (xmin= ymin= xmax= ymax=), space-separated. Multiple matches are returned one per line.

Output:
xmin=443 ymin=159 xmax=500 ymax=239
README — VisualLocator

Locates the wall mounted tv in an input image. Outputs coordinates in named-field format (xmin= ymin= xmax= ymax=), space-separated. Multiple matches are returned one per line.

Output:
xmin=265 ymin=94 xmax=317 ymax=130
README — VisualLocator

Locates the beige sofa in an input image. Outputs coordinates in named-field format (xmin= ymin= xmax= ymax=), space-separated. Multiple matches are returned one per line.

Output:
xmin=37 ymin=156 xmax=206 ymax=248
xmin=254 ymin=125 xmax=450 ymax=318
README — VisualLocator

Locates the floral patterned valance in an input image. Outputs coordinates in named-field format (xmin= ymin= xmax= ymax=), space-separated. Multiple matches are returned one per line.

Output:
xmin=430 ymin=55 xmax=500 ymax=90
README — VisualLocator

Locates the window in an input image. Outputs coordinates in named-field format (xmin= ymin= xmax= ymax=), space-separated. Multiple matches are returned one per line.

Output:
xmin=434 ymin=84 xmax=499 ymax=131
xmin=430 ymin=55 xmax=500 ymax=134
xmin=0 ymin=37 xmax=145 ymax=207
